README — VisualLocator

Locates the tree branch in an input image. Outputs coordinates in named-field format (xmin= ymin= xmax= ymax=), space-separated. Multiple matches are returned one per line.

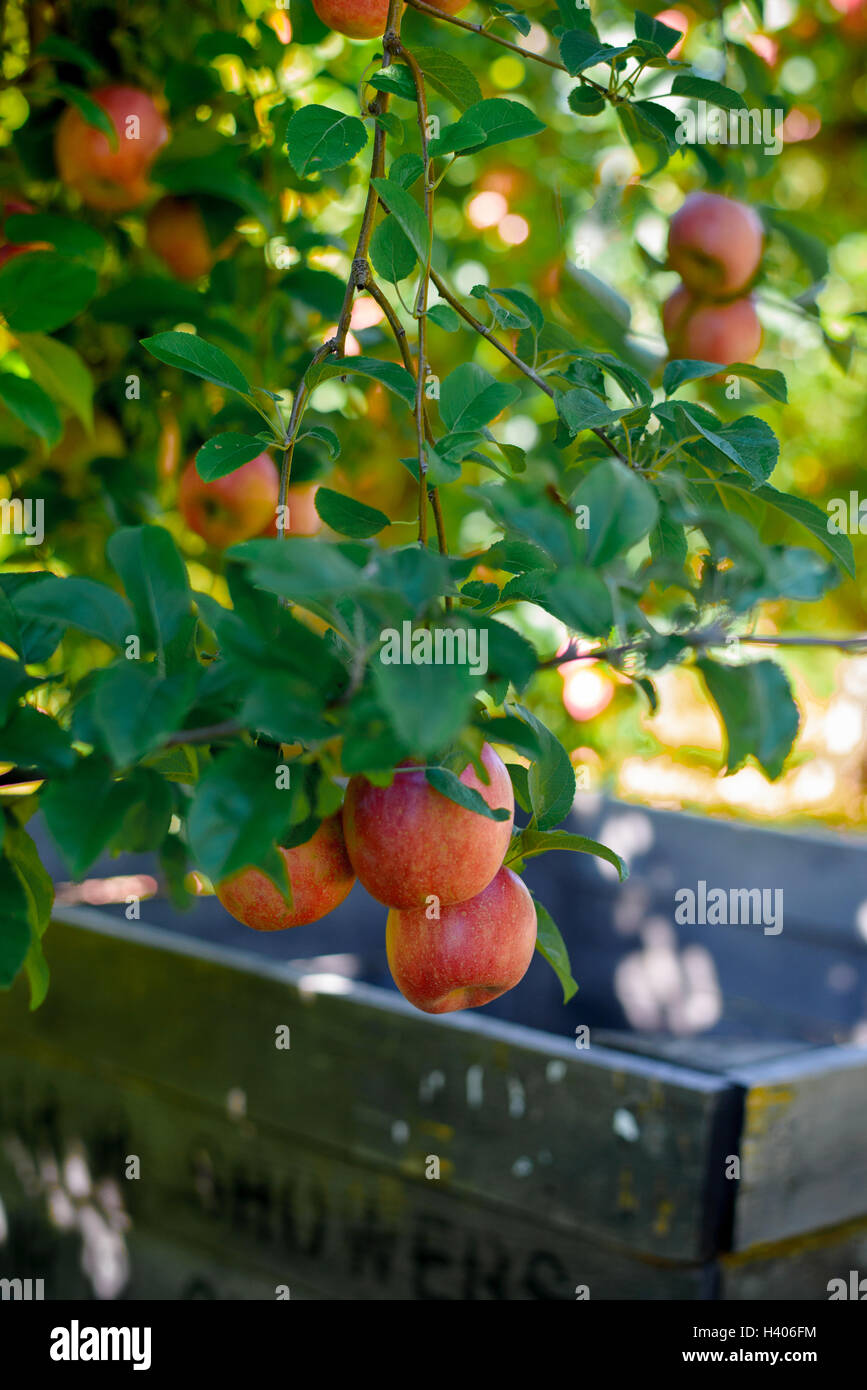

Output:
xmin=428 ymin=268 xmax=628 ymax=464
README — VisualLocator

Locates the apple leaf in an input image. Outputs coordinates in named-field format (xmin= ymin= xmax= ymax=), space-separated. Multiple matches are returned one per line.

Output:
xmin=533 ymin=898 xmax=579 ymax=1004
xmin=196 ymin=433 xmax=266 ymax=481
xmin=425 ymin=766 xmax=512 ymax=821
xmin=141 ymin=331 xmax=251 ymax=394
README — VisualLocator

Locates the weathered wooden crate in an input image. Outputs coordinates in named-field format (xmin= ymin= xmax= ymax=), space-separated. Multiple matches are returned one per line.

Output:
xmin=1 ymin=801 xmax=866 ymax=1300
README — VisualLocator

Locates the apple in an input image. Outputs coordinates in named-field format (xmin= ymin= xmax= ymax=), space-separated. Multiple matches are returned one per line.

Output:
xmin=312 ymin=0 xmax=391 ymax=38
xmin=178 ymin=450 xmax=279 ymax=548
xmin=668 ymin=192 xmax=764 ymax=298
xmin=312 ymin=0 xmax=466 ymax=39
xmin=343 ymin=743 xmax=514 ymax=909
xmin=663 ymin=285 xmax=762 ymax=365
xmin=260 ymin=481 xmax=322 ymax=537
xmin=55 ymin=85 xmax=169 ymax=211
xmin=216 ymin=815 xmax=355 ymax=931
xmin=146 ymin=196 xmax=230 ymax=281
xmin=386 ymin=866 xmax=537 ymax=1014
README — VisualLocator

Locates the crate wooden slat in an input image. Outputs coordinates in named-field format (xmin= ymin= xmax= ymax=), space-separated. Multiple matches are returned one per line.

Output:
xmin=0 ymin=908 xmax=740 ymax=1285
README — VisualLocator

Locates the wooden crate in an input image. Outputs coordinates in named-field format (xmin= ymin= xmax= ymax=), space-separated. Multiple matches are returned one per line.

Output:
xmin=1 ymin=901 xmax=866 ymax=1300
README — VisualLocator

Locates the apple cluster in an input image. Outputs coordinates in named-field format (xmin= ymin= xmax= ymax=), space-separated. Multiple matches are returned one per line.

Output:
xmin=662 ymin=192 xmax=764 ymax=367
xmin=216 ymin=744 xmax=539 ymax=1016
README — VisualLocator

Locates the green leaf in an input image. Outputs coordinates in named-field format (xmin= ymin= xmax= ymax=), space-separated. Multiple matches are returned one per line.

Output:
xmin=664 ymin=359 xmax=788 ymax=402
xmin=370 ymin=67 xmax=418 ymax=102
xmin=16 ymin=333 xmax=95 ymax=431
xmin=517 ymin=706 xmax=575 ymax=831
xmin=554 ymin=386 xmax=635 ymax=437
xmin=141 ymin=331 xmax=251 ymax=394
xmin=196 ymin=433 xmax=266 ymax=481
xmin=0 ymin=253 xmax=97 ymax=333
xmin=574 ymin=458 xmax=659 ymax=565
xmin=440 ymin=363 xmax=520 ymax=432
xmin=568 ymin=86 xmax=606 ymax=115
xmin=4 ymin=213 xmax=106 ymax=262
xmin=753 ymin=483 xmax=855 ymax=577
xmin=374 ymin=660 xmax=479 ymax=759
xmin=229 ymin=536 xmax=364 ymax=601
xmin=388 ymin=153 xmax=425 ymax=189
xmin=36 ymin=34 xmax=101 ymax=71
xmin=195 ymin=31 xmax=258 ymax=61
xmin=7 ymin=824 xmax=54 ymax=937
xmin=413 ymin=47 xmax=483 ymax=112
xmin=92 ymin=664 xmax=194 ymax=768
xmin=0 ymin=706 xmax=74 ymax=773
xmin=696 ymin=658 xmax=800 ymax=781
xmin=682 ymin=409 xmax=779 ymax=485
xmin=425 ymin=766 xmax=511 ymax=821
xmin=286 ymin=105 xmax=368 ymax=176
xmin=0 ymin=372 xmax=62 ymax=445
xmin=107 ymin=525 xmax=195 ymax=671
xmin=438 ymin=97 xmax=545 ymax=153
xmin=670 ymin=75 xmax=747 ymax=111
xmin=0 ymin=655 xmax=40 ymax=721
xmin=428 ymin=303 xmax=460 ymax=332
xmin=41 ymin=758 xmax=137 ymax=877
xmin=491 ymin=4 xmax=531 ymax=36
xmin=371 ymin=178 xmax=430 ymax=265
xmin=187 ymin=744 xmax=297 ymax=887
xmin=56 ymin=84 xmax=118 ymax=146
xmin=314 ymin=487 xmax=389 ymax=539
xmin=155 ymin=151 xmax=271 ymax=227
xmin=762 ymin=209 xmax=829 ymax=282
xmin=470 ymin=283 xmax=530 ymax=331
xmin=560 ymin=31 xmax=639 ymax=75
xmin=12 ymin=576 xmax=134 ymax=649
xmin=312 ymin=355 xmax=416 ymax=408
xmin=533 ymin=899 xmax=578 ymax=1004
xmin=299 ymin=424 xmax=340 ymax=459
xmin=517 ymin=828 xmax=628 ymax=880
xmin=634 ymin=10 xmax=683 ymax=53
xmin=0 ymin=853 xmax=33 ymax=989
xmin=370 ymin=215 xmax=418 ymax=283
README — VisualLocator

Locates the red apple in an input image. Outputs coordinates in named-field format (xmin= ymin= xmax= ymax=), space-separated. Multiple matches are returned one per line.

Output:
xmin=146 ymin=196 xmax=230 ymax=281
xmin=216 ymin=815 xmax=355 ymax=931
xmin=312 ymin=0 xmax=391 ymax=39
xmin=663 ymin=285 xmax=762 ymax=365
xmin=179 ymin=451 xmax=279 ymax=548
xmin=55 ymin=85 xmax=169 ymax=211
xmin=260 ymin=481 xmax=322 ymax=537
xmin=668 ymin=193 xmax=764 ymax=298
xmin=343 ymin=743 xmax=514 ymax=909
xmin=386 ymin=866 xmax=537 ymax=1014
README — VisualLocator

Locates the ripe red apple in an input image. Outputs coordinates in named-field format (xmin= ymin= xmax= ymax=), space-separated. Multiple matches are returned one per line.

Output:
xmin=343 ymin=743 xmax=514 ymax=909
xmin=312 ymin=0 xmax=391 ymax=38
xmin=146 ymin=196 xmax=229 ymax=281
xmin=663 ymin=285 xmax=762 ymax=365
xmin=386 ymin=866 xmax=537 ymax=1014
xmin=55 ymin=85 xmax=169 ymax=211
xmin=179 ymin=451 xmax=279 ymax=548
xmin=668 ymin=193 xmax=764 ymax=298
xmin=216 ymin=815 xmax=355 ymax=930
xmin=259 ymin=481 xmax=322 ymax=537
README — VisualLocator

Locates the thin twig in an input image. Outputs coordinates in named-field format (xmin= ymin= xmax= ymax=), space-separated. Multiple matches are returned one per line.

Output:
xmin=428 ymin=268 xmax=628 ymax=464
xmin=404 ymin=0 xmax=607 ymax=92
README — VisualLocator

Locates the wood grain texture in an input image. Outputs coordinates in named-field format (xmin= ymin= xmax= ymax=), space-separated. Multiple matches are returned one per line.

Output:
xmin=0 ymin=909 xmax=739 ymax=1266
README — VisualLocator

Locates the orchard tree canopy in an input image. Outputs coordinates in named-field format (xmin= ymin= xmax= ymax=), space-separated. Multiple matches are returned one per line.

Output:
xmin=0 ymin=0 xmax=864 ymax=1012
